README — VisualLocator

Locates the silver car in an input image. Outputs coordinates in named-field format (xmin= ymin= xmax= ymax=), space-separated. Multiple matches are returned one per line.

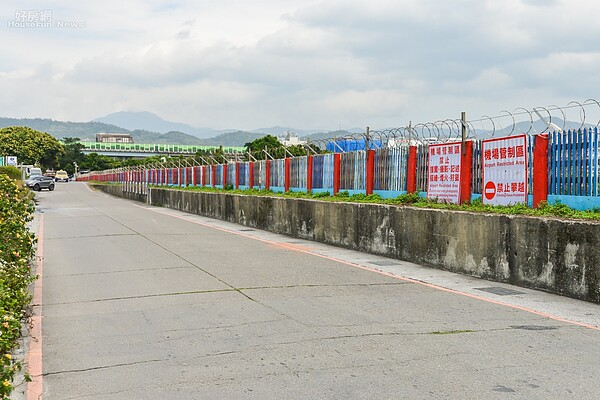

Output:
xmin=25 ymin=175 xmax=55 ymax=191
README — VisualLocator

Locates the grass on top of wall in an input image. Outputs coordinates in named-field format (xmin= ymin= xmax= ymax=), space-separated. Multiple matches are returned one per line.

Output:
xmin=145 ymin=184 xmax=600 ymax=221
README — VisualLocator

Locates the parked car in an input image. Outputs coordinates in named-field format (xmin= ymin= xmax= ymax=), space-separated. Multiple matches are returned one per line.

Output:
xmin=25 ymin=175 xmax=55 ymax=191
xmin=55 ymin=170 xmax=69 ymax=182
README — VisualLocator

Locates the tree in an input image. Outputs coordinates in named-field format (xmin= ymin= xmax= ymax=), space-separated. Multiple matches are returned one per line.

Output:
xmin=244 ymin=135 xmax=308 ymax=160
xmin=244 ymin=135 xmax=281 ymax=159
xmin=80 ymin=153 xmax=119 ymax=172
xmin=58 ymin=137 xmax=85 ymax=175
xmin=0 ymin=126 xmax=64 ymax=169
xmin=121 ymin=155 xmax=164 ymax=167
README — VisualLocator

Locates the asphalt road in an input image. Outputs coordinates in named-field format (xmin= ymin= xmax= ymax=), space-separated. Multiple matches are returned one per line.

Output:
xmin=30 ymin=182 xmax=600 ymax=399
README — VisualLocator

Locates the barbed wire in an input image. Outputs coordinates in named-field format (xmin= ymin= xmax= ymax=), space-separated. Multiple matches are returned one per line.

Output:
xmin=366 ymin=98 xmax=600 ymax=145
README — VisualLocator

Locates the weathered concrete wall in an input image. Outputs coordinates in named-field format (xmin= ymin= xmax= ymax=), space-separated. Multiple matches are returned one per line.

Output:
xmin=91 ymin=184 xmax=147 ymax=203
xmin=95 ymin=184 xmax=600 ymax=303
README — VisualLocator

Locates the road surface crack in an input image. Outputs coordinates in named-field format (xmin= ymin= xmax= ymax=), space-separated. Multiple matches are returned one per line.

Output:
xmin=43 ymin=358 xmax=164 ymax=377
xmin=44 ymin=288 xmax=237 ymax=306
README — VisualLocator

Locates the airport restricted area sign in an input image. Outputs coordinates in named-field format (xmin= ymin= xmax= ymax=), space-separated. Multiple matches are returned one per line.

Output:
xmin=427 ymin=142 xmax=462 ymax=204
xmin=482 ymin=134 xmax=527 ymax=205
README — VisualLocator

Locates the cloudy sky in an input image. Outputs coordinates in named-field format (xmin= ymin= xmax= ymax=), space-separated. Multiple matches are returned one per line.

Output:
xmin=1 ymin=0 xmax=599 ymax=131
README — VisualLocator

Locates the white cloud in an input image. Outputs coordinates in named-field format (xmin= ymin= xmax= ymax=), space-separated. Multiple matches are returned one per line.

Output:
xmin=0 ymin=0 xmax=600 ymax=130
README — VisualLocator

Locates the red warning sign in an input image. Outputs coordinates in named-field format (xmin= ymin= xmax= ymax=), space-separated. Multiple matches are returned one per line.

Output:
xmin=426 ymin=142 xmax=462 ymax=204
xmin=482 ymin=134 xmax=528 ymax=206
xmin=484 ymin=181 xmax=496 ymax=200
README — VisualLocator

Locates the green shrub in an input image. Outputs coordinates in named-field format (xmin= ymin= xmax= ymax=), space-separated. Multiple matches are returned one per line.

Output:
xmin=0 ymin=174 xmax=36 ymax=397
xmin=311 ymin=191 xmax=331 ymax=198
xmin=0 ymin=167 xmax=21 ymax=181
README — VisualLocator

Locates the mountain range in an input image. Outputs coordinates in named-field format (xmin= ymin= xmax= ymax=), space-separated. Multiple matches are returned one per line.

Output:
xmin=92 ymin=111 xmax=232 ymax=138
xmin=1 ymin=111 xmax=587 ymax=148
xmin=0 ymin=112 xmax=363 ymax=146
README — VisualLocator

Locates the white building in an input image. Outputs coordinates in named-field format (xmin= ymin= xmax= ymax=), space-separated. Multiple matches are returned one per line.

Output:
xmin=279 ymin=131 xmax=306 ymax=146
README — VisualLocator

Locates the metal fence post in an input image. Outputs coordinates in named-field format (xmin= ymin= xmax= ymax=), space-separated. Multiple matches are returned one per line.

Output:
xmin=212 ymin=165 xmax=216 ymax=188
xmin=307 ymin=155 xmax=313 ymax=192
xmin=533 ymin=134 xmax=549 ymax=208
xmin=366 ymin=149 xmax=375 ymax=195
xmin=407 ymin=146 xmax=418 ymax=193
xmin=265 ymin=160 xmax=271 ymax=191
xmin=333 ymin=153 xmax=341 ymax=194
xmin=284 ymin=158 xmax=291 ymax=192
xmin=459 ymin=141 xmax=473 ymax=204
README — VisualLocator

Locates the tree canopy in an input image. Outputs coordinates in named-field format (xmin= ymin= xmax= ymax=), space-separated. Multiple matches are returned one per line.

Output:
xmin=0 ymin=126 xmax=64 ymax=169
xmin=58 ymin=137 xmax=86 ymax=174
xmin=244 ymin=135 xmax=309 ymax=160
xmin=79 ymin=153 xmax=119 ymax=172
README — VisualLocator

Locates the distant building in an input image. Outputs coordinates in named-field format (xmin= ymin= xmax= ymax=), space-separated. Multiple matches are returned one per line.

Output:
xmin=279 ymin=131 xmax=306 ymax=147
xmin=96 ymin=133 xmax=134 ymax=143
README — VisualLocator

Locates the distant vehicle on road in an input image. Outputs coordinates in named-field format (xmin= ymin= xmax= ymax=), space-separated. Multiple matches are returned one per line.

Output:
xmin=55 ymin=170 xmax=69 ymax=182
xmin=25 ymin=175 xmax=55 ymax=191
xmin=28 ymin=167 xmax=42 ymax=177
xmin=44 ymin=169 xmax=56 ymax=179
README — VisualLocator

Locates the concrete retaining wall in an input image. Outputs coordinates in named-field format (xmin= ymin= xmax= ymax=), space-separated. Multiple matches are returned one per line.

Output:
xmin=92 ymin=184 xmax=147 ymax=203
xmin=92 ymin=184 xmax=600 ymax=303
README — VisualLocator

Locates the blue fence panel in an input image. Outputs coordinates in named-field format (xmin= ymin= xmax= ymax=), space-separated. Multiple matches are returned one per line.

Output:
xmin=290 ymin=156 xmax=307 ymax=189
xmin=254 ymin=160 xmax=267 ymax=188
xmin=374 ymin=146 xmax=409 ymax=191
xmin=549 ymin=128 xmax=600 ymax=197
xmin=311 ymin=154 xmax=334 ymax=190
xmin=312 ymin=155 xmax=324 ymax=189
xmin=227 ymin=163 xmax=236 ymax=186
xmin=340 ymin=151 xmax=366 ymax=191
xmin=527 ymin=136 xmax=534 ymax=195
xmin=270 ymin=159 xmax=285 ymax=188
xmin=214 ymin=165 xmax=224 ymax=186
xmin=472 ymin=140 xmax=482 ymax=194
xmin=416 ymin=145 xmax=429 ymax=192
xmin=238 ymin=162 xmax=249 ymax=186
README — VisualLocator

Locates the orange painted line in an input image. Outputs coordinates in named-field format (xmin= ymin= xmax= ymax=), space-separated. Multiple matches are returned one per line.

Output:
xmin=27 ymin=214 xmax=44 ymax=400
xmin=136 ymin=204 xmax=600 ymax=332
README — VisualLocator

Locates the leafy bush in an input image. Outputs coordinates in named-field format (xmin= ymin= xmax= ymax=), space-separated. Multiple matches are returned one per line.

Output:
xmin=0 ymin=174 xmax=36 ymax=397
xmin=0 ymin=167 xmax=21 ymax=182
xmin=349 ymin=193 xmax=382 ymax=202
xmin=311 ymin=191 xmax=331 ymax=198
